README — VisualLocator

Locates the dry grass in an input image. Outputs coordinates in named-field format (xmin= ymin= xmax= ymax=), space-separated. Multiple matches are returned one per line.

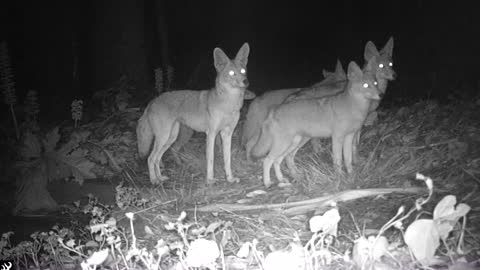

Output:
xmin=126 ymin=95 xmax=480 ymax=268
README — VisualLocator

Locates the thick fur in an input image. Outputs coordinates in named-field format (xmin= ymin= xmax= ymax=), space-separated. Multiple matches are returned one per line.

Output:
xmin=252 ymin=59 xmax=381 ymax=188
xmin=285 ymin=37 xmax=397 ymax=167
xmin=352 ymin=37 xmax=396 ymax=162
xmin=321 ymin=59 xmax=346 ymax=84
xmin=137 ymin=43 xmax=251 ymax=184
xmin=137 ymin=115 xmax=154 ymax=158
xmin=167 ymin=89 xmax=256 ymax=165
xmin=242 ymin=60 xmax=347 ymax=162
xmin=363 ymin=36 xmax=396 ymax=112
xmin=248 ymin=37 xmax=396 ymax=168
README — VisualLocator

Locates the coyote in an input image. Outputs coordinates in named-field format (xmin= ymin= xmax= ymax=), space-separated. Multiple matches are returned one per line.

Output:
xmin=275 ymin=38 xmax=396 ymax=179
xmin=166 ymin=90 xmax=255 ymax=166
xmin=322 ymin=59 xmax=346 ymax=81
xmin=292 ymin=37 xmax=396 ymax=163
xmin=363 ymin=37 xmax=395 ymax=111
xmin=251 ymin=59 xmax=380 ymax=188
xmin=137 ymin=43 xmax=250 ymax=184
xmin=352 ymin=37 xmax=395 ymax=161
xmin=241 ymin=59 xmax=346 ymax=162
xmin=319 ymin=59 xmax=347 ymax=86
xmin=244 ymin=37 xmax=396 ymax=165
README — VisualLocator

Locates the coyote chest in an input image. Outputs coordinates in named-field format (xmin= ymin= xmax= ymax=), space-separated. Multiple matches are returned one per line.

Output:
xmin=207 ymin=88 xmax=245 ymax=126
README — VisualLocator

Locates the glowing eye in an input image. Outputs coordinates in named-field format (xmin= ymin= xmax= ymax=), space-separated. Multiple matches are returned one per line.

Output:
xmin=374 ymin=81 xmax=378 ymax=86
xmin=229 ymin=70 xmax=235 ymax=76
xmin=389 ymin=62 xmax=393 ymax=67
xmin=240 ymin=68 xmax=246 ymax=74
xmin=363 ymin=83 xmax=368 ymax=88
xmin=379 ymin=63 xmax=384 ymax=68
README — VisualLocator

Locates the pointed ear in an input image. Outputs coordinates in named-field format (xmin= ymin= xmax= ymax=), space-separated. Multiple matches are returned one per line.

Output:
xmin=365 ymin=55 xmax=376 ymax=72
xmin=335 ymin=59 xmax=346 ymax=78
xmin=322 ymin=69 xmax=333 ymax=78
xmin=213 ymin=47 xmax=230 ymax=71
xmin=235 ymin=42 xmax=250 ymax=67
xmin=347 ymin=61 xmax=363 ymax=82
xmin=364 ymin=41 xmax=379 ymax=61
xmin=380 ymin=36 xmax=394 ymax=57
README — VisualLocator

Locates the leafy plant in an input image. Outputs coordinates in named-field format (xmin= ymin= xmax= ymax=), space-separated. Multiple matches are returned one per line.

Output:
xmin=0 ymin=41 xmax=19 ymax=139
xmin=0 ymin=226 xmax=77 ymax=269
xmin=351 ymin=173 xmax=434 ymax=269
xmin=14 ymin=127 xmax=97 ymax=214
xmin=154 ymin=67 xmax=164 ymax=94
xmin=23 ymin=90 xmax=40 ymax=132
xmin=115 ymin=182 xmax=151 ymax=209
xmin=154 ymin=65 xmax=175 ymax=94
xmin=404 ymin=194 xmax=471 ymax=265
xmin=71 ymin=99 xmax=83 ymax=128
xmin=166 ymin=65 xmax=175 ymax=90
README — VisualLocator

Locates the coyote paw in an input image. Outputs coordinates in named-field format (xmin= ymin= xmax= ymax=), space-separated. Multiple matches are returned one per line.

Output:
xmin=278 ymin=182 xmax=292 ymax=188
xmin=288 ymin=169 xmax=302 ymax=180
xmin=150 ymin=175 xmax=169 ymax=185
xmin=226 ymin=176 xmax=240 ymax=183
xmin=206 ymin=177 xmax=219 ymax=185
xmin=263 ymin=181 xmax=273 ymax=189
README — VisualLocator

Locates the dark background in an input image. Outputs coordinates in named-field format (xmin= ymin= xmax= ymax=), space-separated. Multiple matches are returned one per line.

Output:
xmin=1 ymin=0 xmax=479 ymax=121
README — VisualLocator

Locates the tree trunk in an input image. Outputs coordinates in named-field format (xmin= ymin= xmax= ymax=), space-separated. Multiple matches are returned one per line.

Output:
xmin=153 ymin=0 xmax=170 ymax=70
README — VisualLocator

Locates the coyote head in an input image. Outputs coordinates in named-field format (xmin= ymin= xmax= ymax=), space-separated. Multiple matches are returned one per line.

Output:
xmin=364 ymin=36 xmax=396 ymax=87
xmin=213 ymin=43 xmax=250 ymax=91
xmin=322 ymin=59 xmax=347 ymax=82
xmin=348 ymin=59 xmax=381 ymax=101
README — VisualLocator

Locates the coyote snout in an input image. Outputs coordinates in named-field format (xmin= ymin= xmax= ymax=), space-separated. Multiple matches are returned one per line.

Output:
xmin=378 ymin=62 xmax=396 ymax=81
xmin=390 ymin=72 xmax=397 ymax=80
xmin=222 ymin=64 xmax=249 ymax=89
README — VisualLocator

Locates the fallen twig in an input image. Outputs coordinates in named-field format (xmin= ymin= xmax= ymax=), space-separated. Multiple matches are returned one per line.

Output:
xmin=194 ymin=187 xmax=425 ymax=216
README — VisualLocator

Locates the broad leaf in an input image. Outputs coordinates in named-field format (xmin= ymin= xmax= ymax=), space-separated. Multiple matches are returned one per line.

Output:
xmin=433 ymin=195 xmax=471 ymax=241
xmin=352 ymin=236 xmax=369 ymax=267
xmin=404 ymin=219 xmax=440 ymax=263
xmin=185 ymin=239 xmax=220 ymax=268
xmin=433 ymin=195 xmax=457 ymax=220
xmin=370 ymin=236 xmax=389 ymax=261
xmin=264 ymin=249 xmax=305 ymax=270
xmin=47 ymin=130 xmax=96 ymax=183
xmin=309 ymin=208 xmax=340 ymax=236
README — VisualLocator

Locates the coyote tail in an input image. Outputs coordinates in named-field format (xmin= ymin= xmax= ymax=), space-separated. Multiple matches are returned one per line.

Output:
xmin=241 ymin=100 xmax=259 ymax=147
xmin=136 ymin=113 xmax=153 ymax=158
xmin=250 ymin=114 xmax=273 ymax=159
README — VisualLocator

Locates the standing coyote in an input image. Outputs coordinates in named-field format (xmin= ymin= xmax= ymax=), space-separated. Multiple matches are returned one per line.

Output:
xmin=137 ymin=43 xmax=250 ymax=184
xmin=352 ymin=37 xmax=396 ymax=162
xmin=251 ymin=59 xmax=380 ymax=188
xmin=241 ymin=59 xmax=346 ymax=162
xmin=285 ymin=37 xmax=396 ymax=166
xmin=166 ymin=88 xmax=255 ymax=166
xmin=243 ymin=37 xmax=395 ymax=164
xmin=363 ymin=37 xmax=395 ymax=112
